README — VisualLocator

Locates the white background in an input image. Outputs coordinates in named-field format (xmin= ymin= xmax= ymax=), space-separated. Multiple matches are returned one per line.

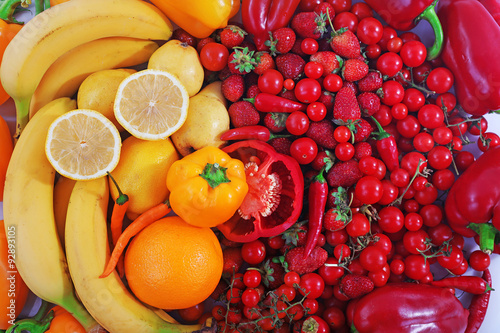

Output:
xmin=1 ymin=1 xmax=500 ymax=331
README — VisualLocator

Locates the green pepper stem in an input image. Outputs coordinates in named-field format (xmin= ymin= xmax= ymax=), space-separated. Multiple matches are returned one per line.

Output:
xmin=107 ymin=172 xmax=129 ymax=205
xmin=199 ymin=163 xmax=231 ymax=189
xmin=0 ymin=0 xmax=28 ymax=23
xmin=416 ymin=0 xmax=444 ymax=60
xmin=370 ymin=116 xmax=391 ymax=140
xmin=467 ymin=223 xmax=499 ymax=254
xmin=44 ymin=0 xmax=50 ymax=10
xmin=5 ymin=302 xmax=54 ymax=333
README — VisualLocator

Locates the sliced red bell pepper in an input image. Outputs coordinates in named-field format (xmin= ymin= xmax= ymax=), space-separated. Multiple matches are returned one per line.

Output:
xmin=444 ymin=146 xmax=500 ymax=254
xmin=218 ymin=140 xmax=304 ymax=242
xmin=438 ymin=0 xmax=500 ymax=116
xmin=363 ymin=0 xmax=443 ymax=60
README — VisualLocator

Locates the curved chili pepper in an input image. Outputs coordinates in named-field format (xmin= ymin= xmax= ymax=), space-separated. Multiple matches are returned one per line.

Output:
xmin=465 ymin=269 xmax=492 ymax=333
xmin=303 ymin=169 xmax=328 ymax=258
xmin=221 ymin=125 xmax=272 ymax=141
xmin=249 ymin=93 xmax=306 ymax=113
xmin=241 ymin=0 xmax=301 ymax=50
xmin=438 ymin=0 xmax=500 ymax=116
xmin=363 ymin=0 xmax=443 ymax=60
xmin=431 ymin=276 xmax=492 ymax=295
xmin=370 ymin=116 xmax=399 ymax=172
xmin=478 ymin=0 xmax=500 ymax=25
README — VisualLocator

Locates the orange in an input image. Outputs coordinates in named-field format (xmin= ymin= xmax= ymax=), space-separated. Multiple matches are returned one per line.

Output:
xmin=124 ymin=216 xmax=223 ymax=310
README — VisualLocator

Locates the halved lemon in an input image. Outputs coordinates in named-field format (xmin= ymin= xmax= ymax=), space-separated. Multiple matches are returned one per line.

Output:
xmin=114 ymin=69 xmax=189 ymax=140
xmin=45 ymin=109 xmax=122 ymax=181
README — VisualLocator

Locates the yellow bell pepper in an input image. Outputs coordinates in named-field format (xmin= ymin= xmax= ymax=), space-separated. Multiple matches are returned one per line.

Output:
xmin=166 ymin=146 xmax=248 ymax=228
xmin=149 ymin=0 xmax=240 ymax=39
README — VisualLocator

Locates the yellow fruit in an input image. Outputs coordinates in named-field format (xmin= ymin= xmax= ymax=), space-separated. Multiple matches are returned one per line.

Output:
xmin=77 ymin=69 xmax=136 ymax=131
xmin=114 ymin=69 xmax=189 ymax=140
xmin=53 ymin=175 xmax=76 ymax=248
xmin=45 ymin=109 xmax=121 ymax=180
xmin=109 ymin=135 xmax=179 ymax=220
xmin=124 ymin=216 xmax=223 ymax=310
xmin=148 ymin=39 xmax=204 ymax=97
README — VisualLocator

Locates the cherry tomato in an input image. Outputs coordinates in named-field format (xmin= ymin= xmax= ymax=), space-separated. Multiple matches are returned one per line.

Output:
xmin=286 ymin=111 xmax=310 ymax=136
xmin=350 ymin=2 xmax=373 ymax=20
xmin=241 ymin=240 xmax=266 ymax=265
xmin=427 ymin=223 xmax=453 ymax=246
xmin=390 ymin=258 xmax=405 ymax=275
xmin=378 ymin=179 xmax=398 ymax=205
xmin=378 ymin=206 xmax=405 ymax=233
xmin=299 ymin=273 xmax=325 ymax=299
xmin=323 ymin=73 xmax=343 ymax=92
xmin=376 ymin=52 xmax=403 ymax=78
xmin=284 ymin=78 xmax=295 ymax=91
xmin=418 ymin=104 xmax=444 ymax=129
xmin=399 ymin=41 xmax=427 ymax=68
xmin=404 ymin=212 xmax=423 ymax=231
xmin=420 ymin=204 xmax=442 ymax=228
xmin=357 ymin=17 xmax=383 ymax=45
xmin=301 ymin=315 xmax=330 ymax=333
xmin=426 ymin=67 xmax=454 ymax=94
xmin=403 ymin=229 xmax=429 ymax=254
xmin=304 ymin=61 xmax=324 ymax=79
xmin=436 ymin=92 xmax=457 ymax=114
xmin=295 ymin=78 xmax=322 ymax=103
xmin=386 ymin=37 xmax=403 ymax=53
xmin=478 ymin=132 xmax=500 ymax=152
xmin=378 ymin=26 xmax=398 ymax=51
xmin=402 ymin=88 xmax=425 ymax=112
xmin=258 ymin=69 xmax=284 ymax=95
xmin=468 ymin=250 xmax=491 ymax=271
xmin=346 ymin=212 xmax=370 ymax=237
xmin=432 ymin=126 xmax=453 ymax=145
xmin=365 ymin=43 xmax=381 ymax=59
xmin=437 ymin=245 xmax=464 ymax=270
xmin=243 ymin=269 xmax=262 ymax=288
xmin=468 ymin=117 xmax=488 ymax=136
xmin=431 ymin=169 xmax=455 ymax=191
xmin=333 ymin=11 xmax=358 ymax=32
xmin=327 ymin=0 xmax=352 ymax=13
xmin=290 ymin=137 xmax=318 ymax=165
xmin=322 ymin=306 xmax=346 ymax=330
xmin=359 ymin=245 xmax=386 ymax=272
xmin=299 ymin=0 xmax=322 ymax=12
xmin=427 ymin=146 xmax=453 ymax=170
xmin=412 ymin=61 xmax=432 ymax=84
xmin=404 ymin=254 xmax=430 ymax=280
xmin=413 ymin=132 xmax=434 ymax=152
xmin=284 ymin=271 xmax=301 ymax=287
xmin=333 ymin=125 xmax=351 ymax=143
xmin=333 ymin=244 xmax=351 ymax=261
xmin=319 ymin=257 xmax=345 ymax=285
xmin=397 ymin=115 xmax=421 ymax=138
xmin=301 ymin=38 xmax=319 ymax=55
xmin=335 ymin=142 xmax=355 ymax=161
xmin=390 ymin=102 xmax=408 ymax=120
xmin=200 ymin=42 xmax=229 ymax=71
xmin=454 ymin=151 xmax=475 ymax=171
xmin=354 ymin=176 xmax=383 ymax=205
xmin=379 ymin=80 xmax=404 ymax=105
xmin=307 ymin=102 xmax=327 ymax=121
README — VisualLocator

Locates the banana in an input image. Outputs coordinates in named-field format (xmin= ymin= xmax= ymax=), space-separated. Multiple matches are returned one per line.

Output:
xmin=0 ymin=0 xmax=173 ymax=138
xmin=29 ymin=37 xmax=159 ymax=118
xmin=65 ymin=177 xmax=203 ymax=333
xmin=2 ymin=98 xmax=100 ymax=331
xmin=53 ymin=175 xmax=76 ymax=250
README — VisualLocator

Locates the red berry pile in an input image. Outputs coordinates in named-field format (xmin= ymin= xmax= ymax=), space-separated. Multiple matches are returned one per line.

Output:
xmin=170 ymin=1 xmax=499 ymax=332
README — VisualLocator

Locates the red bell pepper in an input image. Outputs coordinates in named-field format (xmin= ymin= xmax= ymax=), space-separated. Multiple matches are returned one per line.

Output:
xmin=363 ymin=0 xmax=443 ymax=60
xmin=351 ymin=283 xmax=469 ymax=333
xmin=478 ymin=0 xmax=500 ymax=25
xmin=241 ymin=0 xmax=301 ymax=50
xmin=437 ymin=0 xmax=500 ymax=116
xmin=218 ymin=140 xmax=304 ymax=242
xmin=444 ymin=145 xmax=500 ymax=254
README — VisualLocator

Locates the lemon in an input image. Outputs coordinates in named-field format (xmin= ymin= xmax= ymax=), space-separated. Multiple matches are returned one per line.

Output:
xmin=114 ymin=69 xmax=189 ymax=140
xmin=45 ymin=109 xmax=121 ymax=181
xmin=109 ymin=135 xmax=179 ymax=220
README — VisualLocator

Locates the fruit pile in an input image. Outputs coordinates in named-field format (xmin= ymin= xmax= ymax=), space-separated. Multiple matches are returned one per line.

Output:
xmin=1 ymin=0 xmax=500 ymax=332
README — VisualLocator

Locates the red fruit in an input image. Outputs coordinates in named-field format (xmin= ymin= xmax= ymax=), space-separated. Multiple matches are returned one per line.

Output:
xmin=220 ymin=25 xmax=247 ymax=49
xmin=305 ymin=120 xmax=338 ymax=149
xmin=285 ymin=246 xmax=328 ymax=275
xmin=358 ymin=71 xmax=383 ymax=92
xmin=196 ymin=37 xmax=215 ymax=53
xmin=315 ymin=2 xmax=336 ymax=17
xmin=221 ymin=74 xmax=245 ymax=102
xmin=353 ymin=141 xmax=373 ymax=160
xmin=253 ymin=51 xmax=276 ymax=75
xmin=268 ymin=137 xmax=293 ymax=155
xmin=342 ymin=58 xmax=369 ymax=82
xmin=171 ymin=28 xmax=198 ymax=48
xmin=264 ymin=112 xmax=288 ymax=133
xmin=291 ymin=11 xmax=328 ymax=39
xmin=338 ymin=274 xmax=374 ymax=299
xmin=228 ymin=47 xmax=257 ymax=74
xmin=282 ymin=222 xmax=308 ymax=247
xmin=309 ymin=51 xmax=341 ymax=76
xmin=352 ymin=118 xmax=373 ymax=143
xmin=329 ymin=29 xmax=361 ymax=59
xmin=326 ymin=159 xmax=363 ymax=187
xmin=228 ymin=101 xmax=260 ymax=127
xmin=276 ymin=53 xmax=306 ymax=80
xmin=222 ymin=247 xmax=243 ymax=275
xmin=246 ymin=84 xmax=261 ymax=99
xmin=267 ymin=27 xmax=296 ymax=55
xmin=261 ymin=259 xmax=285 ymax=290
xmin=323 ymin=208 xmax=348 ymax=231
xmin=357 ymin=92 xmax=381 ymax=117
xmin=333 ymin=87 xmax=361 ymax=122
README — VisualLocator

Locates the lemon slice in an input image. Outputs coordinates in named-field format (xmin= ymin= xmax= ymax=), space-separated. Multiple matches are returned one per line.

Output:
xmin=114 ymin=69 xmax=189 ymax=140
xmin=45 ymin=109 xmax=122 ymax=181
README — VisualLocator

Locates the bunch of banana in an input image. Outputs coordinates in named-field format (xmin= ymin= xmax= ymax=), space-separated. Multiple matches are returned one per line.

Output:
xmin=29 ymin=37 xmax=160 ymax=118
xmin=65 ymin=178 xmax=204 ymax=333
xmin=2 ymin=98 xmax=100 ymax=331
xmin=0 ymin=0 xmax=173 ymax=138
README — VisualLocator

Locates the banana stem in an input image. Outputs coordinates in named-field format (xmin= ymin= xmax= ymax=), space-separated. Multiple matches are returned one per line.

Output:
xmin=13 ymin=98 xmax=30 ymax=140
xmin=44 ymin=0 xmax=50 ymax=9
xmin=34 ymin=0 xmax=43 ymax=14
xmin=60 ymin=295 xmax=99 ymax=332
xmin=0 ymin=0 xmax=25 ymax=23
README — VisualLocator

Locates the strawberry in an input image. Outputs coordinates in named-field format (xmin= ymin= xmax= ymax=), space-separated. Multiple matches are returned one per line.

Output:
xmin=222 ymin=74 xmax=245 ymax=102
xmin=228 ymin=47 xmax=258 ymax=74
xmin=306 ymin=120 xmax=338 ymax=149
xmin=279 ymin=89 xmax=299 ymax=101
xmin=338 ymin=274 xmax=374 ymax=299
xmin=228 ymin=101 xmax=260 ymax=128
xmin=196 ymin=36 xmax=215 ymax=53
xmin=323 ymin=208 xmax=347 ymax=231
xmin=309 ymin=51 xmax=342 ymax=76
xmin=210 ymin=278 xmax=229 ymax=301
xmin=220 ymin=25 xmax=247 ymax=49
xmin=218 ymin=66 xmax=232 ymax=81
xmin=329 ymin=28 xmax=361 ymax=59
xmin=291 ymin=11 xmax=328 ymax=39
xmin=333 ymin=86 xmax=361 ymax=122
xmin=261 ymin=259 xmax=285 ymax=290
xmin=171 ymin=28 xmax=198 ymax=48
xmin=291 ymin=36 xmax=308 ymax=57
xmin=352 ymin=118 xmax=373 ymax=143
xmin=275 ymin=53 xmax=306 ymax=80
xmin=253 ymin=51 xmax=275 ymax=75
xmin=268 ymin=137 xmax=293 ymax=155
xmin=353 ymin=141 xmax=373 ymax=161
xmin=318 ymin=91 xmax=335 ymax=111
xmin=326 ymin=159 xmax=363 ymax=187
xmin=342 ymin=58 xmax=369 ymax=82
xmin=281 ymin=221 xmax=308 ymax=247
xmin=246 ymin=84 xmax=261 ymax=99
xmin=357 ymin=70 xmax=383 ymax=92
xmin=266 ymin=28 xmax=296 ymax=56
xmin=357 ymin=92 xmax=381 ymax=117
xmin=285 ymin=246 xmax=328 ymax=275
xmin=263 ymin=112 xmax=288 ymax=133
xmin=311 ymin=150 xmax=334 ymax=171
xmin=222 ymin=247 xmax=243 ymax=276
xmin=343 ymin=81 xmax=358 ymax=95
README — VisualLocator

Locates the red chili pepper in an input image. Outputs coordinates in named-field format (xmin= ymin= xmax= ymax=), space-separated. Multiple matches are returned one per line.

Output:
xmin=478 ymin=0 xmax=500 ymax=25
xmin=431 ymin=276 xmax=492 ymax=295
xmin=437 ymin=0 xmax=500 ymax=116
xmin=249 ymin=93 xmax=306 ymax=113
xmin=363 ymin=0 xmax=443 ymax=59
xmin=444 ymin=146 xmax=500 ymax=253
xmin=241 ymin=0 xmax=301 ymax=50
xmin=219 ymin=140 xmax=304 ymax=242
xmin=220 ymin=125 xmax=272 ymax=142
xmin=351 ymin=282 xmax=469 ymax=332
xmin=303 ymin=169 xmax=328 ymax=258
xmin=371 ymin=116 xmax=399 ymax=172
xmin=466 ymin=269 xmax=492 ymax=333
